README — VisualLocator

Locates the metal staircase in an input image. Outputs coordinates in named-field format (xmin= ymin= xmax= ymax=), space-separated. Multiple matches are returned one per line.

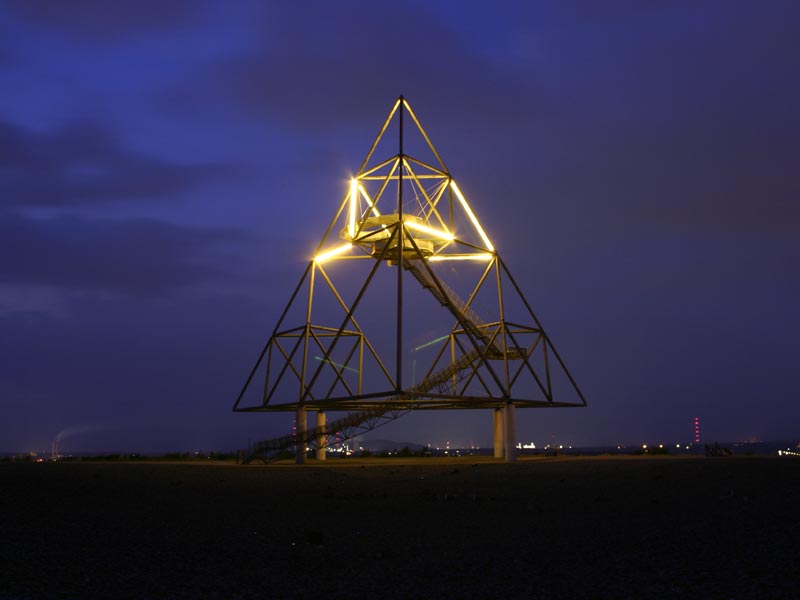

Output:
xmin=404 ymin=260 xmax=501 ymax=352
xmin=241 ymin=259 xmax=506 ymax=464
xmin=241 ymin=346 xmax=484 ymax=463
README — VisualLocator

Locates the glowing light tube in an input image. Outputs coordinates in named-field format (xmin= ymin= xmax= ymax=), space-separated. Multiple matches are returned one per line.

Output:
xmin=404 ymin=220 xmax=454 ymax=241
xmin=348 ymin=178 xmax=358 ymax=239
xmin=314 ymin=243 xmax=352 ymax=263
xmin=428 ymin=254 xmax=493 ymax=262
xmin=450 ymin=180 xmax=494 ymax=252
xmin=359 ymin=184 xmax=380 ymax=217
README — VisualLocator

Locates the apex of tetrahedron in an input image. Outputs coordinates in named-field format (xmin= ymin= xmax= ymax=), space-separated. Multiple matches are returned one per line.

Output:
xmin=314 ymin=97 xmax=494 ymax=265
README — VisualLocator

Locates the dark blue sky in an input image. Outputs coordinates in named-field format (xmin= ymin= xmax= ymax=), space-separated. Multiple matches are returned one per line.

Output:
xmin=2 ymin=0 xmax=798 ymax=453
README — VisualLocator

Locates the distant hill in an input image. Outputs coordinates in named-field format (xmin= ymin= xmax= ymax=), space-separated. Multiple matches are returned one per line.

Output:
xmin=358 ymin=439 xmax=425 ymax=452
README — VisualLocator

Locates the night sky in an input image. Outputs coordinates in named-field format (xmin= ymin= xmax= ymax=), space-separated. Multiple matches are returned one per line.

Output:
xmin=2 ymin=1 xmax=798 ymax=454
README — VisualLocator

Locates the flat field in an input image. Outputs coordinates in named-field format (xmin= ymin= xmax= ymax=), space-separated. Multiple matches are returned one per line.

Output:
xmin=2 ymin=456 xmax=798 ymax=599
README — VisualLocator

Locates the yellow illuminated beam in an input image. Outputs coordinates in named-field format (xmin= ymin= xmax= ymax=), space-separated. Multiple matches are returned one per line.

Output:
xmin=404 ymin=220 xmax=454 ymax=241
xmin=314 ymin=243 xmax=352 ymax=263
xmin=358 ymin=184 xmax=380 ymax=217
xmin=354 ymin=158 xmax=399 ymax=239
xmin=428 ymin=254 xmax=493 ymax=262
xmin=402 ymin=99 xmax=448 ymax=172
xmin=359 ymin=174 xmax=445 ymax=180
xmin=450 ymin=181 xmax=494 ymax=252
xmin=348 ymin=178 xmax=358 ymax=239
xmin=366 ymin=158 xmax=399 ymax=213
xmin=405 ymin=155 xmax=449 ymax=177
xmin=357 ymin=156 xmax=399 ymax=179
xmin=357 ymin=98 xmax=401 ymax=174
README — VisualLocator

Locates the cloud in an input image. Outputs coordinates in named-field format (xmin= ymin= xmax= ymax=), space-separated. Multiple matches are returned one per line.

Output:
xmin=162 ymin=1 xmax=540 ymax=133
xmin=2 ymin=0 xmax=198 ymax=40
xmin=0 ymin=283 xmax=70 ymax=318
xmin=0 ymin=120 xmax=236 ymax=208
xmin=0 ymin=211 xmax=242 ymax=297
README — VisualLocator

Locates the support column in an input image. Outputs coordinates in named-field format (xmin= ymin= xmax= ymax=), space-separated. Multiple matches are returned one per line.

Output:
xmin=493 ymin=408 xmax=504 ymax=458
xmin=504 ymin=402 xmax=516 ymax=463
xmin=315 ymin=411 xmax=326 ymax=461
xmin=295 ymin=406 xmax=307 ymax=465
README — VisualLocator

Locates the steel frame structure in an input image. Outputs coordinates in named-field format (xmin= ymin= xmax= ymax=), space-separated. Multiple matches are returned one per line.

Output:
xmin=234 ymin=96 xmax=585 ymax=461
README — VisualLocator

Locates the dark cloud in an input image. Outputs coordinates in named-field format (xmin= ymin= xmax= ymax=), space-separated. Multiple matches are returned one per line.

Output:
xmin=0 ymin=291 xmax=283 ymax=452
xmin=0 ymin=120 xmax=236 ymax=208
xmin=0 ymin=211 xmax=242 ymax=296
xmin=2 ymin=0 xmax=197 ymax=40
xmin=1 ymin=1 xmax=798 ymax=451
xmin=163 ymin=1 xmax=539 ymax=132
xmin=454 ymin=1 xmax=800 ymax=238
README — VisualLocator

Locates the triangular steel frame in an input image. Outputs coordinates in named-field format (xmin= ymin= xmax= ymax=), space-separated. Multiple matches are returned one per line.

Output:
xmin=234 ymin=96 xmax=586 ymax=419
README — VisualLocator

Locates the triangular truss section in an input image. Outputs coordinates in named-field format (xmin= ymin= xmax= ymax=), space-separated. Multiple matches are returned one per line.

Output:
xmin=234 ymin=96 xmax=585 ymax=463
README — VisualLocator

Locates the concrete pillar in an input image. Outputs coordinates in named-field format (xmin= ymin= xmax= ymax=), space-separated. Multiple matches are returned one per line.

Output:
xmin=504 ymin=402 xmax=517 ymax=463
xmin=295 ymin=406 xmax=307 ymax=465
xmin=493 ymin=408 xmax=504 ymax=458
xmin=315 ymin=411 xmax=327 ymax=461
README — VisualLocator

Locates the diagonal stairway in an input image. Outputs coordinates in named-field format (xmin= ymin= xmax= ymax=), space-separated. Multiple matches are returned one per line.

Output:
xmin=403 ymin=260 xmax=502 ymax=352
xmin=241 ymin=348 xmax=483 ymax=464
xmin=241 ymin=260 xmax=502 ymax=464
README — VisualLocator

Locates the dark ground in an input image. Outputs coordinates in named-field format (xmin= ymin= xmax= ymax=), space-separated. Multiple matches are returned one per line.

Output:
xmin=1 ymin=456 xmax=798 ymax=599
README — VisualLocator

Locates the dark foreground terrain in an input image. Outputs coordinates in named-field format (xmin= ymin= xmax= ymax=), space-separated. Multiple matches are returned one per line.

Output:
xmin=2 ymin=456 xmax=798 ymax=599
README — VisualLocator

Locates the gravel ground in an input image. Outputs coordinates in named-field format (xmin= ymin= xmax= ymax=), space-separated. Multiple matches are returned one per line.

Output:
xmin=1 ymin=456 xmax=798 ymax=599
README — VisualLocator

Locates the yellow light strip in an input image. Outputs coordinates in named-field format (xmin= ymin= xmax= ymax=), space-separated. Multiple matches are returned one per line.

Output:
xmin=450 ymin=181 xmax=494 ymax=252
xmin=428 ymin=254 xmax=493 ymax=262
xmin=358 ymin=184 xmax=380 ymax=217
xmin=360 ymin=174 xmax=444 ymax=180
xmin=314 ymin=243 xmax=352 ymax=263
xmin=348 ymin=178 xmax=357 ymax=239
xmin=404 ymin=220 xmax=454 ymax=241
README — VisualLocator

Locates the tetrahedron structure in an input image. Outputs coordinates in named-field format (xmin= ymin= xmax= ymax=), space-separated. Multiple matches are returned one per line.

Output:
xmin=234 ymin=96 xmax=585 ymax=463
